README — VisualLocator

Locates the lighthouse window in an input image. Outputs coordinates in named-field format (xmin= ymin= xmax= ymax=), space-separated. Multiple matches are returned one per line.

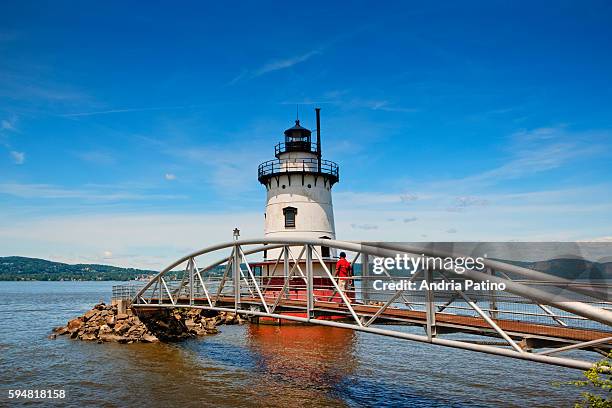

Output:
xmin=320 ymin=236 xmax=331 ymax=258
xmin=283 ymin=206 xmax=297 ymax=228
xmin=307 ymin=184 xmax=312 ymax=188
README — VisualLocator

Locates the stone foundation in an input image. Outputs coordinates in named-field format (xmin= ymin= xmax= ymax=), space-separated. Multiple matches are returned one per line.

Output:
xmin=50 ymin=303 xmax=244 ymax=343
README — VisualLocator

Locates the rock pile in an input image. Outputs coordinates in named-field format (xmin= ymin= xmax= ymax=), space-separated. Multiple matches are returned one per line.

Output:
xmin=51 ymin=303 xmax=245 ymax=343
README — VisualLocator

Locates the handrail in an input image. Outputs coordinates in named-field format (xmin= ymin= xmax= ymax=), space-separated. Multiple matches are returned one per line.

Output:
xmin=130 ymin=237 xmax=612 ymax=370
xmin=258 ymin=157 xmax=339 ymax=182
xmin=275 ymin=142 xmax=319 ymax=156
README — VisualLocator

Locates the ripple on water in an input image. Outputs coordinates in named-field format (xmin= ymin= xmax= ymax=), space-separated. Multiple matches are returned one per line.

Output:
xmin=0 ymin=281 xmax=587 ymax=407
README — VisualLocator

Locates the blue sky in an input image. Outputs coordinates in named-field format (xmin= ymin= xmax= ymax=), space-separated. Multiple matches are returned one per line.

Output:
xmin=1 ymin=1 xmax=611 ymax=268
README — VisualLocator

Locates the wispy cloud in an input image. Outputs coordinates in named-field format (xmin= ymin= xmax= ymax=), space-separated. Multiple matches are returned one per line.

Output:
xmin=0 ymin=69 xmax=86 ymax=103
xmin=279 ymin=93 xmax=420 ymax=114
xmin=446 ymin=196 xmax=490 ymax=212
xmin=60 ymin=105 xmax=203 ymax=118
xmin=434 ymin=126 xmax=607 ymax=189
xmin=370 ymin=100 xmax=420 ymax=113
xmin=1 ymin=117 xmax=17 ymax=131
xmin=351 ymin=223 xmax=379 ymax=230
xmin=170 ymin=145 xmax=262 ymax=191
xmin=9 ymin=151 xmax=24 ymax=164
xmin=164 ymin=173 xmax=177 ymax=181
xmin=399 ymin=193 xmax=419 ymax=203
xmin=0 ymin=182 xmax=186 ymax=201
xmin=474 ymin=143 xmax=587 ymax=181
xmin=255 ymin=48 xmax=322 ymax=77
xmin=75 ymin=151 xmax=116 ymax=165
xmin=230 ymin=45 xmax=325 ymax=84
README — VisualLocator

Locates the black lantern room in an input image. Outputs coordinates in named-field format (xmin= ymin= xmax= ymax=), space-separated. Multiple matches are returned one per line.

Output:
xmin=275 ymin=120 xmax=316 ymax=156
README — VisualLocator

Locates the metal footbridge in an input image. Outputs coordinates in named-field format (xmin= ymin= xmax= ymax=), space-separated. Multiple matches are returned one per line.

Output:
xmin=120 ymin=238 xmax=612 ymax=371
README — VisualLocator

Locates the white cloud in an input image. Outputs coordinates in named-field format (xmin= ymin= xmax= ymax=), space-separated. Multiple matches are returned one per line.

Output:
xmin=0 ymin=182 xmax=185 ymax=201
xmin=2 ymin=118 xmax=17 ymax=131
xmin=164 ymin=173 xmax=177 ymax=181
xmin=9 ymin=151 xmax=24 ymax=164
xmin=446 ymin=196 xmax=490 ymax=212
xmin=61 ymin=105 xmax=201 ymax=117
xmin=399 ymin=193 xmax=419 ymax=203
xmin=351 ymin=223 xmax=379 ymax=230
xmin=254 ymin=48 xmax=321 ymax=77
xmin=76 ymin=151 xmax=116 ymax=165
xmin=335 ymin=191 xmax=403 ymax=206
xmin=168 ymin=145 xmax=262 ymax=192
xmin=449 ymin=126 xmax=604 ymax=187
xmin=230 ymin=46 xmax=324 ymax=84
xmin=370 ymin=100 xmax=419 ymax=113
xmin=0 ymin=212 xmax=262 ymax=269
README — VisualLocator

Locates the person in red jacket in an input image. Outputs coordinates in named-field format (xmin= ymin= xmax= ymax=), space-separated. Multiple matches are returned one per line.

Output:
xmin=335 ymin=252 xmax=352 ymax=296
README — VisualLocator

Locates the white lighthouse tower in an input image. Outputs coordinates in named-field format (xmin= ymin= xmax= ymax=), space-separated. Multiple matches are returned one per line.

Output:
xmin=257 ymin=108 xmax=339 ymax=260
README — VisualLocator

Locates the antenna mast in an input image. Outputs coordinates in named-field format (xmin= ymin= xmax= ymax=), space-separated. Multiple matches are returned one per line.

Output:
xmin=315 ymin=107 xmax=321 ymax=173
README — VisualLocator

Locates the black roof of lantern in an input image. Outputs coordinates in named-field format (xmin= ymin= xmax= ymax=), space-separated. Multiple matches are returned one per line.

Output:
xmin=284 ymin=120 xmax=312 ymax=138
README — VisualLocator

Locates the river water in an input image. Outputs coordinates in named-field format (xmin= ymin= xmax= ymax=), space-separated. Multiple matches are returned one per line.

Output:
xmin=0 ymin=281 xmax=590 ymax=407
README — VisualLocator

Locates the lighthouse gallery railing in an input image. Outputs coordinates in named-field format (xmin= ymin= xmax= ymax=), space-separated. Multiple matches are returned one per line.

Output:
xmin=258 ymin=157 xmax=339 ymax=181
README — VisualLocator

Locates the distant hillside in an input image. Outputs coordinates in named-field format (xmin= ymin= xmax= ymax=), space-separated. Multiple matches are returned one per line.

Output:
xmin=0 ymin=256 xmax=157 ymax=281
xmin=500 ymin=258 xmax=612 ymax=281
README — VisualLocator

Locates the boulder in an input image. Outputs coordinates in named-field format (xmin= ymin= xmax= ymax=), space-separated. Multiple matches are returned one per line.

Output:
xmin=81 ymin=333 xmax=96 ymax=341
xmin=185 ymin=319 xmax=197 ymax=329
xmin=67 ymin=318 xmax=83 ymax=331
xmin=114 ymin=322 xmax=128 ymax=335
xmin=141 ymin=334 xmax=159 ymax=343
xmin=99 ymin=334 xmax=124 ymax=342
xmin=116 ymin=313 xmax=129 ymax=320
xmin=83 ymin=309 xmax=98 ymax=321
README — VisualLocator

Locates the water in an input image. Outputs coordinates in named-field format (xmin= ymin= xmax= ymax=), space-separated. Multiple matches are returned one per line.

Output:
xmin=0 ymin=282 xmax=589 ymax=407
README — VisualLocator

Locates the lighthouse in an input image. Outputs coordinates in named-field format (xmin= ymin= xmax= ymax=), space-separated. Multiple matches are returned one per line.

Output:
xmin=257 ymin=108 xmax=339 ymax=260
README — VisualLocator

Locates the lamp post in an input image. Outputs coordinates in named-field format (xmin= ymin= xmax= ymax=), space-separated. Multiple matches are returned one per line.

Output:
xmin=233 ymin=228 xmax=240 ymax=241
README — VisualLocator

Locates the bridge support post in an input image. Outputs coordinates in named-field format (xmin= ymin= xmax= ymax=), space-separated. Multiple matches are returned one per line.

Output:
xmin=188 ymin=258 xmax=194 ymax=306
xmin=361 ymin=252 xmax=370 ymax=305
xmin=425 ymin=267 xmax=437 ymax=340
xmin=306 ymin=244 xmax=314 ymax=319
xmin=488 ymin=267 xmax=498 ymax=319
xmin=283 ymin=246 xmax=289 ymax=299
xmin=233 ymin=246 xmax=240 ymax=311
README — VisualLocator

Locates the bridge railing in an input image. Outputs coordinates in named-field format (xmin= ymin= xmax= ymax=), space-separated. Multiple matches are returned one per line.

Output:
xmin=130 ymin=238 xmax=612 ymax=371
xmin=112 ymin=283 xmax=145 ymax=302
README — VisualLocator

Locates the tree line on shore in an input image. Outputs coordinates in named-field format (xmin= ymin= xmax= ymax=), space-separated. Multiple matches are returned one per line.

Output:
xmin=0 ymin=256 xmax=225 ymax=281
